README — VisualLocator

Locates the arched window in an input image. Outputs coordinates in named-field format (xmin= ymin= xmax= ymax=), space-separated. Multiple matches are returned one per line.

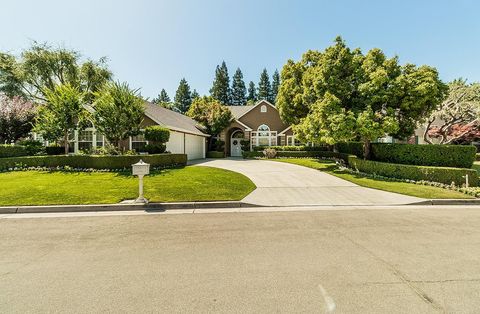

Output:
xmin=260 ymin=105 xmax=267 ymax=113
xmin=258 ymin=124 xmax=270 ymax=132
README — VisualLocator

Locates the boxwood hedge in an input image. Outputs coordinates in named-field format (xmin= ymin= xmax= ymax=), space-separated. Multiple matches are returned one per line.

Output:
xmin=252 ymin=145 xmax=329 ymax=152
xmin=207 ymin=151 xmax=225 ymax=158
xmin=336 ymin=142 xmax=364 ymax=157
xmin=242 ymin=150 xmax=350 ymax=162
xmin=0 ymin=145 xmax=29 ymax=158
xmin=348 ymin=156 xmax=478 ymax=187
xmin=0 ymin=153 xmax=187 ymax=171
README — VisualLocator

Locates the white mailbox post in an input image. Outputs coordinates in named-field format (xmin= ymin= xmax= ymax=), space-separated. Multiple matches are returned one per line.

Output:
xmin=132 ymin=160 xmax=150 ymax=203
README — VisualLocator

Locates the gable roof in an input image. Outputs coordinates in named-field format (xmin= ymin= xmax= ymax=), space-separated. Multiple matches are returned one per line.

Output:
xmin=144 ymin=102 xmax=209 ymax=137
xmin=226 ymin=100 xmax=277 ymax=120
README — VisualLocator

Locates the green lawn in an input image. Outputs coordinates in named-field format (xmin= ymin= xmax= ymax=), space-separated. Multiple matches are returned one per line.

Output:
xmin=275 ymin=158 xmax=473 ymax=199
xmin=472 ymin=162 xmax=480 ymax=175
xmin=0 ymin=166 xmax=256 ymax=206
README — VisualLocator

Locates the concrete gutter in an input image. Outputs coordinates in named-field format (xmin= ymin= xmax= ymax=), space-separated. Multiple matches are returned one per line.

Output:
xmin=410 ymin=199 xmax=480 ymax=205
xmin=0 ymin=201 xmax=260 ymax=214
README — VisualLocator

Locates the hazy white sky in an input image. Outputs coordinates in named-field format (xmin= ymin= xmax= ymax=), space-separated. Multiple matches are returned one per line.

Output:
xmin=1 ymin=0 xmax=479 ymax=100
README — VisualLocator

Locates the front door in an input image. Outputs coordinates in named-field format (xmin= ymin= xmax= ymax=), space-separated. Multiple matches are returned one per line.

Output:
xmin=230 ymin=138 xmax=242 ymax=157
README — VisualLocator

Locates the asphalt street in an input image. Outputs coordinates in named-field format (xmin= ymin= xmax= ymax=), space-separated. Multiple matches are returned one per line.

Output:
xmin=1 ymin=206 xmax=480 ymax=313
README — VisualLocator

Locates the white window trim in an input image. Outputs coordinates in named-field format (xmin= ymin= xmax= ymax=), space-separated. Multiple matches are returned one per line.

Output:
xmin=129 ymin=130 xmax=149 ymax=150
xmin=251 ymin=125 xmax=277 ymax=147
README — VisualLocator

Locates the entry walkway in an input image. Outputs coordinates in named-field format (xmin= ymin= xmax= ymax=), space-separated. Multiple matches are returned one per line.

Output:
xmin=192 ymin=158 xmax=423 ymax=206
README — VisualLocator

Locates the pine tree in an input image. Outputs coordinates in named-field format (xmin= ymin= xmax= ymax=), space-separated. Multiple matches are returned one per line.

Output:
xmin=191 ymin=89 xmax=200 ymax=100
xmin=152 ymin=88 xmax=170 ymax=104
xmin=174 ymin=78 xmax=192 ymax=113
xmin=231 ymin=68 xmax=246 ymax=105
xmin=271 ymin=69 xmax=280 ymax=104
xmin=257 ymin=68 xmax=272 ymax=102
xmin=210 ymin=61 xmax=231 ymax=104
xmin=247 ymin=81 xmax=257 ymax=103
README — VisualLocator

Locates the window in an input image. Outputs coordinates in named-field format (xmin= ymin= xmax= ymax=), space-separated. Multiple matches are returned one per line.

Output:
xmin=251 ymin=124 xmax=277 ymax=147
xmin=286 ymin=136 xmax=301 ymax=146
xmin=260 ymin=105 xmax=267 ymax=113
xmin=130 ymin=133 xmax=148 ymax=152
xmin=78 ymin=130 xmax=94 ymax=151
xmin=96 ymin=133 xmax=105 ymax=147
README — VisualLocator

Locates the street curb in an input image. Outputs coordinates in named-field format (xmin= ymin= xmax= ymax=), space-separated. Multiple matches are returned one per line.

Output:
xmin=0 ymin=201 xmax=261 ymax=214
xmin=409 ymin=199 xmax=480 ymax=205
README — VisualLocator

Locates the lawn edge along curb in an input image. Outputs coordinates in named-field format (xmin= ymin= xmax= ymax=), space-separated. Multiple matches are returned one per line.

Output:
xmin=0 ymin=201 xmax=261 ymax=214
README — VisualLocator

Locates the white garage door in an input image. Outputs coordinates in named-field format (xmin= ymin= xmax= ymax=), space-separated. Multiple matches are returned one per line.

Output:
xmin=185 ymin=134 xmax=205 ymax=160
xmin=165 ymin=131 xmax=205 ymax=160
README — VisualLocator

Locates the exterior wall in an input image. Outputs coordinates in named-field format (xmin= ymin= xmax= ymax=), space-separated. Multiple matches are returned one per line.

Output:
xmin=238 ymin=102 xmax=289 ymax=132
xmin=166 ymin=130 xmax=206 ymax=160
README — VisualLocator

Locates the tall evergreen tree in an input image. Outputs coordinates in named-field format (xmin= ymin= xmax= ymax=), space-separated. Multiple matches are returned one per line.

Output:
xmin=271 ymin=69 xmax=280 ymax=104
xmin=231 ymin=68 xmax=246 ymax=105
xmin=257 ymin=68 xmax=272 ymax=102
xmin=247 ymin=81 xmax=257 ymax=103
xmin=191 ymin=89 xmax=200 ymax=100
xmin=210 ymin=61 xmax=231 ymax=104
xmin=153 ymin=89 xmax=170 ymax=104
xmin=174 ymin=78 xmax=192 ymax=113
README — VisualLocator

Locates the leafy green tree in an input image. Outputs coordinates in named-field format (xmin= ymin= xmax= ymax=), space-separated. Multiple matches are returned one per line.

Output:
xmin=153 ymin=89 xmax=170 ymax=104
xmin=0 ymin=42 xmax=111 ymax=103
xmin=174 ymin=78 xmax=192 ymax=113
xmin=210 ymin=61 xmax=231 ymax=104
xmin=271 ymin=69 xmax=280 ymax=104
xmin=278 ymin=36 xmax=445 ymax=158
xmin=187 ymin=96 xmax=233 ymax=150
xmin=231 ymin=68 xmax=246 ymax=105
xmin=34 ymin=84 xmax=86 ymax=154
xmin=258 ymin=68 xmax=272 ymax=102
xmin=92 ymin=82 xmax=145 ymax=149
xmin=0 ymin=95 xmax=35 ymax=143
xmin=247 ymin=81 xmax=257 ymax=103
xmin=191 ymin=89 xmax=200 ymax=100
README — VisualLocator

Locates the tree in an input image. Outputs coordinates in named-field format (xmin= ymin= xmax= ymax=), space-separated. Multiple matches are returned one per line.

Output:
xmin=0 ymin=42 xmax=112 ymax=103
xmin=153 ymin=89 xmax=170 ymax=104
xmin=277 ymin=36 xmax=445 ymax=158
xmin=231 ymin=68 xmax=246 ymax=105
xmin=34 ymin=84 xmax=86 ymax=154
xmin=247 ymin=81 xmax=257 ymax=103
xmin=424 ymin=79 xmax=480 ymax=144
xmin=0 ymin=95 xmax=35 ymax=143
xmin=210 ymin=61 xmax=231 ymax=104
xmin=257 ymin=68 xmax=272 ymax=102
xmin=187 ymin=96 xmax=233 ymax=150
xmin=174 ymin=78 xmax=192 ymax=113
xmin=271 ymin=69 xmax=280 ymax=104
xmin=191 ymin=89 xmax=200 ymax=100
xmin=92 ymin=82 xmax=145 ymax=149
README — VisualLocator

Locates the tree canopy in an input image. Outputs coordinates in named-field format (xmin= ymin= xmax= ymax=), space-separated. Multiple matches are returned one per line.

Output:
xmin=210 ymin=61 xmax=231 ymax=104
xmin=271 ymin=69 xmax=280 ymax=104
xmin=174 ymin=78 xmax=192 ymax=113
xmin=0 ymin=95 xmax=35 ymax=143
xmin=231 ymin=68 xmax=246 ymax=106
xmin=153 ymin=89 xmax=170 ymax=104
xmin=277 ymin=37 xmax=446 ymax=157
xmin=257 ymin=68 xmax=272 ymax=102
xmin=247 ymin=81 xmax=257 ymax=104
xmin=0 ymin=42 xmax=112 ymax=103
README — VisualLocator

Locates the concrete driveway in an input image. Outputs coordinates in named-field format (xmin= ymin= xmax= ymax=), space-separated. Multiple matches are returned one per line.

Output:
xmin=193 ymin=158 xmax=422 ymax=206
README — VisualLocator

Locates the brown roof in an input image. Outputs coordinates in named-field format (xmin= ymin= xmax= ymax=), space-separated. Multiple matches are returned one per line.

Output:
xmin=144 ymin=102 xmax=209 ymax=137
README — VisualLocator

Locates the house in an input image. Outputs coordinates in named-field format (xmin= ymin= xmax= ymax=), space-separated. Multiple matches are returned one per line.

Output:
xmin=219 ymin=100 xmax=295 ymax=156
xmin=33 ymin=102 xmax=209 ymax=160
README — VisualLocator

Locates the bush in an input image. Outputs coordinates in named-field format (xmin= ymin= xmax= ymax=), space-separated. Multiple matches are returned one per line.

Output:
xmin=0 ymin=154 xmax=187 ymax=170
xmin=46 ymin=146 xmax=65 ymax=155
xmin=337 ymin=142 xmax=364 ymax=157
xmin=348 ymin=156 xmax=478 ymax=187
xmin=240 ymin=140 xmax=250 ymax=151
xmin=477 ymin=153 xmax=480 ymax=161
xmin=17 ymin=140 xmax=45 ymax=155
xmin=207 ymin=151 xmax=225 ymax=158
xmin=242 ymin=150 xmax=351 ymax=162
xmin=371 ymin=143 xmax=476 ymax=168
xmin=212 ymin=139 xmax=225 ymax=152
xmin=253 ymin=145 xmax=328 ymax=152
xmin=263 ymin=148 xmax=277 ymax=159
xmin=144 ymin=126 xmax=170 ymax=143
xmin=0 ymin=145 xmax=28 ymax=158
xmin=144 ymin=144 xmax=166 ymax=154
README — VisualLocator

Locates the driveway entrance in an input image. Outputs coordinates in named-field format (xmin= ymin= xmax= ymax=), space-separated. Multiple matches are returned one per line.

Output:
xmin=193 ymin=158 xmax=423 ymax=206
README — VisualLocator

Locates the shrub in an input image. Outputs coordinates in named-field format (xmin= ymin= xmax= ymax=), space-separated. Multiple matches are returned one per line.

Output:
xmin=477 ymin=153 xmax=480 ymax=161
xmin=242 ymin=150 xmax=351 ymax=162
xmin=263 ymin=148 xmax=277 ymax=159
xmin=144 ymin=144 xmax=166 ymax=154
xmin=207 ymin=151 xmax=225 ymax=158
xmin=0 ymin=145 xmax=28 ymax=158
xmin=371 ymin=143 xmax=476 ymax=168
xmin=0 ymin=154 xmax=187 ymax=170
xmin=144 ymin=126 xmax=170 ymax=143
xmin=213 ymin=139 xmax=225 ymax=152
xmin=46 ymin=146 xmax=65 ymax=155
xmin=348 ymin=156 xmax=478 ymax=187
xmin=17 ymin=139 xmax=45 ymax=155
xmin=240 ymin=140 xmax=250 ymax=151
xmin=253 ymin=145 xmax=328 ymax=152
xmin=336 ymin=142 xmax=364 ymax=157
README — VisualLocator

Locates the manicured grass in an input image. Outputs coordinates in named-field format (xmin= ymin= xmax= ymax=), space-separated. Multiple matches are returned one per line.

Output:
xmin=473 ymin=162 xmax=480 ymax=175
xmin=275 ymin=158 xmax=473 ymax=199
xmin=0 ymin=166 xmax=256 ymax=206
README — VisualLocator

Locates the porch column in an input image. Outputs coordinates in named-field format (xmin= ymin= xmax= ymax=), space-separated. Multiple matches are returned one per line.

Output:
xmin=73 ymin=130 xmax=79 ymax=154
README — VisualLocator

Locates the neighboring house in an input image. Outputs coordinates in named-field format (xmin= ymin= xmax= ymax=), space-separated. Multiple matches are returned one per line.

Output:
xmin=33 ymin=102 xmax=209 ymax=160
xmin=219 ymin=100 xmax=296 ymax=157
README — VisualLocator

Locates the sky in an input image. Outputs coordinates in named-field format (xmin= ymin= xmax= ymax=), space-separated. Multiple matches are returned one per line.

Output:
xmin=1 ymin=0 xmax=479 ymax=100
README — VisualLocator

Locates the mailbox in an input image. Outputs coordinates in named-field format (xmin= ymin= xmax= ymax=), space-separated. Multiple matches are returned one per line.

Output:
xmin=132 ymin=160 xmax=150 ymax=176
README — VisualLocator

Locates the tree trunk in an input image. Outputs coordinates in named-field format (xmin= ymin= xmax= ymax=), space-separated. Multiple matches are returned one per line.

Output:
xmin=64 ymin=131 xmax=69 ymax=155
xmin=208 ymin=137 xmax=214 ymax=151
xmin=363 ymin=139 xmax=371 ymax=160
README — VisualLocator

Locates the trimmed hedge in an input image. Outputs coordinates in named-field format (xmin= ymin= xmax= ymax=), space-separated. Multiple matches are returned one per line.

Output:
xmin=371 ymin=143 xmax=476 ymax=168
xmin=252 ymin=145 xmax=329 ymax=152
xmin=0 ymin=145 xmax=29 ymax=158
xmin=348 ymin=156 xmax=478 ymax=187
xmin=0 ymin=154 xmax=187 ymax=171
xmin=337 ymin=142 xmax=364 ymax=157
xmin=242 ymin=150 xmax=350 ymax=162
xmin=46 ymin=146 xmax=65 ymax=155
xmin=207 ymin=151 xmax=225 ymax=158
